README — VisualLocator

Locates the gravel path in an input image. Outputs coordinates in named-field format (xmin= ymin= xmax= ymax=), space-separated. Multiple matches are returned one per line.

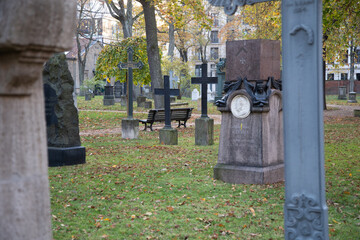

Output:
xmin=80 ymin=104 xmax=359 ymax=136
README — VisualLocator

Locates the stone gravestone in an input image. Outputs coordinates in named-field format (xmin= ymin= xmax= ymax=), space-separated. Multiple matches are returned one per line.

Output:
xmin=43 ymin=53 xmax=86 ymax=167
xmin=338 ymin=86 xmax=347 ymax=100
xmin=137 ymin=95 xmax=147 ymax=107
xmin=192 ymin=88 xmax=200 ymax=101
xmin=0 ymin=1 xmax=76 ymax=239
xmin=114 ymin=81 xmax=122 ymax=103
xmin=103 ymin=81 xmax=115 ymax=105
xmin=214 ymin=39 xmax=283 ymax=184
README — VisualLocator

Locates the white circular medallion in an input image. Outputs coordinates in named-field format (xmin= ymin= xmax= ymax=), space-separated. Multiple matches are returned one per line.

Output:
xmin=230 ymin=95 xmax=251 ymax=119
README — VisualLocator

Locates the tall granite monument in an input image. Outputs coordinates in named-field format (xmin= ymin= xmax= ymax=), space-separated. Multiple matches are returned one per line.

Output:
xmin=214 ymin=39 xmax=284 ymax=184
xmin=43 ymin=53 xmax=86 ymax=167
xmin=0 ymin=1 xmax=76 ymax=239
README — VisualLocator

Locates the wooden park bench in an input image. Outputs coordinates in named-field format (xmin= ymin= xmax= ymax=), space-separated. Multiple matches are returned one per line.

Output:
xmin=139 ymin=108 xmax=194 ymax=131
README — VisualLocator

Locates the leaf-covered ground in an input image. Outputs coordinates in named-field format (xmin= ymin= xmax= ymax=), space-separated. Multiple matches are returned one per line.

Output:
xmin=49 ymin=97 xmax=360 ymax=239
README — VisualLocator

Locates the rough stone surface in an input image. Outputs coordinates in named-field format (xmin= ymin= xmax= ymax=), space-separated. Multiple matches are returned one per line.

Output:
xmin=0 ymin=1 xmax=76 ymax=239
xmin=226 ymin=40 xmax=280 ymax=81
xmin=159 ymin=128 xmax=178 ymax=145
xmin=122 ymin=119 xmax=139 ymax=139
xmin=43 ymin=53 xmax=81 ymax=148
xmin=195 ymin=118 xmax=214 ymax=145
xmin=215 ymin=90 xmax=284 ymax=184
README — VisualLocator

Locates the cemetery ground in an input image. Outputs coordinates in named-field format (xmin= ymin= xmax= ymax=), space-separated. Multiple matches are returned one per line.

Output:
xmin=49 ymin=96 xmax=360 ymax=239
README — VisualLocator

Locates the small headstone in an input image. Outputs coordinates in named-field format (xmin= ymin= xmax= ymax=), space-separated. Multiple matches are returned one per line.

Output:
xmin=338 ymin=86 xmax=347 ymax=100
xmin=114 ymin=81 xmax=122 ymax=102
xmin=137 ymin=96 xmax=147 ymax=107
xmin=103 ymin=82 xmax=115 ymax=105
xmin=348 ymin=92 xmax=357 ymax=103
xmin=43 ymin=53 xmax=86 ymax=167
xmin=207 ymin=89 xmax=215 ymax=102
xmin=192 ymin=89 xmax=200 ymax=101
xmin=85 ymin=92 xmax=92 ymax=101
xmin=144 ymin=101 xmax=152 ymax=109
xmin=170 ymin=96 xmax=176 ymax=103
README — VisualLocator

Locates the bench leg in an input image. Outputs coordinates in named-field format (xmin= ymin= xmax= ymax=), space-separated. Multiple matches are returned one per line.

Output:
xmin=177 ymin=121 xmax=181 ymax=128
xmin=183 ymin=120 xmax=187 ymax=128
xmin=143 ymin=123 xmax=147 ymax=131
xmin=149 ymin=123 xmax=154 ymax=131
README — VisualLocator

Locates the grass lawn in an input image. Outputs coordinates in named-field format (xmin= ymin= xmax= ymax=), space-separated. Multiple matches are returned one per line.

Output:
xmin=49 ymin=97 xmax=359 ymax=239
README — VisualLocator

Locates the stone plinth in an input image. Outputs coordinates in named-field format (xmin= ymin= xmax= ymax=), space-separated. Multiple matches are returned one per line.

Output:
xmin=122 ymin=119 xmax=139 ymax=139
xmin=48 ymin=146 xmax=86 ymax=167
xmin=195 ymin=118 xmax=214 ymax=145
xmin=0 ymin=1 xmax=76 ymax=239
xmin=159 ymin=128 xmax=178 ymax=145
xmin=226 ymin=40 xmax=280 ymax=81
xmin=348 ymin=92 xmax=357 ymax=103
xmin=214 ymin=90 xmax=284 ymax=184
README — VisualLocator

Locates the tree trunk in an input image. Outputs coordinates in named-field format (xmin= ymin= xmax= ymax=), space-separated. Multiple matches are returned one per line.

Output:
xmin=349 ymin=42 xmax=355 ymax=93
xmin=138 ymin=0 xmax=163 ymax=108
xmin=168 ymin=23 xmax=175 ymax=60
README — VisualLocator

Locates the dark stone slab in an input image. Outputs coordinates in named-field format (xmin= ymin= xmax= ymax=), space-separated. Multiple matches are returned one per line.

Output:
xmin=226 ymin=40 xmax=280 ymax=81
xmin=195 ymin=118 xmax=214 ymax=145
xmin=43 ymin=83 xmax=58 ymax=127
xmin=114 ymin=81 xmax=122 ymax=98
xmin=48 ymin=146 xmax=86 ymax=167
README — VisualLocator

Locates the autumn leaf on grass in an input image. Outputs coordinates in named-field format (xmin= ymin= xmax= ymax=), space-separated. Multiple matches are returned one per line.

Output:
xmin=249 ymin=207 xmax=256 ymax=216
xmin=167 ymin=206 xmax=174 ymax=212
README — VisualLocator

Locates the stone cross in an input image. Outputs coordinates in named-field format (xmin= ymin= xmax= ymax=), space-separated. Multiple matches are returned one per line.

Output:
xmin=154 ymin=76 xmax=180 ymax=129
xmin=191 ymin=63 xmax=218 ymax=118
xmin=208 ymin=0 xmax=329 ymax=239
xmin=0 ymin=1 xmax=76 ymax=239
xmin=118 ymin=47 xmax=143 ymax=119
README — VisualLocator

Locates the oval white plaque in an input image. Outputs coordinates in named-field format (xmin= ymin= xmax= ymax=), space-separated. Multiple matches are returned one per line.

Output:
xmin=230 ymin=95 xmax=251 ymax=119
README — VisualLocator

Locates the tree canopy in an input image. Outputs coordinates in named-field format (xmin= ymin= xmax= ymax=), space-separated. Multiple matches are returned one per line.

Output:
xmin=95 ymin=37 xmax=151 ymax=86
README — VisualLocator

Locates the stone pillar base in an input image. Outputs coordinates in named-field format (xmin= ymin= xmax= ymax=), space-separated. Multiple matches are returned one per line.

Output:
xmin=195 ymin=117 xmax=214 ymax=145
xmin=348 ymin=92 xmax=358 ymax=103
xmin=159 ymin=128 xmax=178 ymax=145
xmin=122 ymin=119 xmax=139 ymax=139
xmin=214 ymin=163 xmax=284 ymax=184
xmin=48 ymin=146 xmax=86 ymax=167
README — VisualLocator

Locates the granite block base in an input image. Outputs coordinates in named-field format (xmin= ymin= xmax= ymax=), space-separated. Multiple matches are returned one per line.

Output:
xmin=48 ymin=146 xmax=86 ymax=167
xmin=103 ymin=97 xmax=115 ymax=106
xmin=122 ymin=119 xmax=139 ymax=139
xmin=348 ymin=92 xmax=357 ymax=103
xmin=195 ymin=117 xmax=214 ymax=145
xmin=159 ymin=128 xmax=178 ymax=145
xmin=214 ymin=163 xmax=284 ymax=184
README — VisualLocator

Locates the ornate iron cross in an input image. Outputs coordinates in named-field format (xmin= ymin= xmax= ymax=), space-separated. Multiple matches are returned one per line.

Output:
xmin=154 ymin=76 xmax=180 ymax=129
xmin=118 ymin=47 xmax=143 ymax=119
xmin=191 ymin=63 xmax=218 ymax=118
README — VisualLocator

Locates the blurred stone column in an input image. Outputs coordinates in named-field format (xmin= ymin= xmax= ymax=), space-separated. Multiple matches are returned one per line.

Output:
xmin=0 ymin=1 xmax=76 ymax=239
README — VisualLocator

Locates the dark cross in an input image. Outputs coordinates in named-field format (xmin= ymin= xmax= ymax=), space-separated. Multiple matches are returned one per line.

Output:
xmin=154 ymin=76 xmax=180 ymax=129
xmin=118 ymin=47 xmax=143 ymax=119
xmin=191 ymin=63 xmax=218 ymax=118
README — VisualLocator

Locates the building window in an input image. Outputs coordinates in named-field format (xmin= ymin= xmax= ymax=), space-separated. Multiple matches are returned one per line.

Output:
xmin=210 ymin=31 xmax=219 ymax=43
xmin=341 ymin=73 xmax=348 ymax=80
xmin=356 ymin=49 xmax=360 ymax=63
xmin=342 ymin=50 xmax=348 ymax=64
xmin=210 ymin=47 xmax=219 ymax=60
xmin=196 ymin=49 xmax=202 ymax=61
xmin=211 ymin=13 xmax=219 ymax=27
xmin=210 ymin=64 xmax=217 ymax=77
xmin=195 ymin=65 xmax=202 ymax=77
xmin=356 ymin=73 xmax=360 ymax=80
xmin=327 ymin=73 xmax=334 ymax=81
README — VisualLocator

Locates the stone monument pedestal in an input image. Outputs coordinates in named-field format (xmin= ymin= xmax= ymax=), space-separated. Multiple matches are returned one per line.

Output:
xmin=159 ymin=128 xmax=178 ymax=145
xmin=214 ymin=90 xmax=284 ymax=184
xmin=103 ymin=95 xmax=115 ymax=105
xmin=348 ymin=92 xmax=357 ymax=103
xmin=122 ymin=119 xmax=139 ymax=139
xmin=195 ymin=117 xmax=214 ymax=145
xmin=48 ymin=146 xmax=86 ymax=167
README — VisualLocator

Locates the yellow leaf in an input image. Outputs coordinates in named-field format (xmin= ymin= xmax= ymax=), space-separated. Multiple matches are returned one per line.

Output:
xmin=250 ymin=207 xmax=256 ymax=216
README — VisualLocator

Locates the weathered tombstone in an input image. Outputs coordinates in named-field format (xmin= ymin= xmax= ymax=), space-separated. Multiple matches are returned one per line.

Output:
xmin=192 ymin=88 xmax=200 ymax=101
xmin=0 ymin=1 xmax=76 ymax=239
xmin=114 ymin=81 xmax=122 ymax=103
xmin=144 ymin=101 xmax=152 ymax=109
xmin=348 ymin=92 xmax=357 ymax=103
xmin=43 ymin=53 xmax=86 ymax=167
xmin=338 ymin=86 xmax=347 ymax=100
xmin=155 ymin=76 xmax=180 ymax=145
xmin=118 ymin=47 xmax=143 ymax=139
xmin=214 ymin=40 xmax=283 ymax=184
xmin=85 ymin=91 xmax=92 ymax=101
xmin=215 ymin=58 xmax=226 ymax=102
xmin=191 ymin=63 xmax=218 ymax=145
xmin=207 ymin=88 xmax=215 ymax=102
xmin=103 ymin=81 xmax=115 ymax=105
xmin=137 ymin=95 xmax=147 ymax=107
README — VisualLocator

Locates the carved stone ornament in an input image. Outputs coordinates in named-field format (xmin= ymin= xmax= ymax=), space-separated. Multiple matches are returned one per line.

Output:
xmin=285 ymin=194 xmax=325 ymax=239
xmin=208 ymin=0 xmax=274 ymax=15
xmin=230 ymin=94 xmax=251 ymax=118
